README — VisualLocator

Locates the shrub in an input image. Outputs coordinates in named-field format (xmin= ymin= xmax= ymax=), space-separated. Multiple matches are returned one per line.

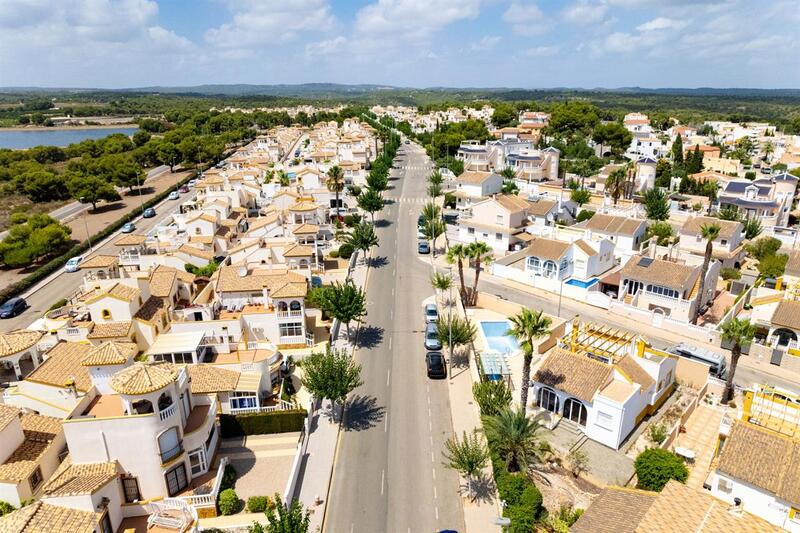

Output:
xmin=575 ymin=209 xmax=595 ymax=223
xmin=496 ymin=473 xmax=528 ymax=506
xmin=328 ymin=249 xmax=339 ymax=259
xmin=0 ymin=500 xmax=15 ymax=516
xmin=720 ymin=267 xmax=741 ymax=281
xmin=343 ymin=214 xmax=355 ymax=227
xmin=443 ymin=192 xmax=456 ymax=209
xmin=648 ymin=423 xmax=668 ymax=445
xmin=220 ymin=464 xmax=237 ymax=491
xmin=505 ymin=485 xmax=544 ymax=533
xmin=746 ymin=236 xmax=781 ymax=261
xmin=246 ymin=495 xmax=270 ymax=513
xmin=48 ymin=298 xmax=68 ymax=311
xmin=219 ymin=410 xmax=307 ymax=437
xmin=634 ymin=448 xmax=688 ymax=491
xmin=338 ymin=243 xmax=354 ymax=259
xmin=757 ymin=253 xmax=788 ymax=278
xmin=472 ymin=380 xmax=512 ymax=417
xmin=218 ymin=488 xmax=240 ymax=516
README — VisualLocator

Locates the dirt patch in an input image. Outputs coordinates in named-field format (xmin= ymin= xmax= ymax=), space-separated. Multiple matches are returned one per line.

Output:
xmin=323 ymin=257 xmax=350 ymax=270
xmin=0 ymin=195 xmax=69 ymax=231
xmin=533 ymin=464 xmax=602 ymax=513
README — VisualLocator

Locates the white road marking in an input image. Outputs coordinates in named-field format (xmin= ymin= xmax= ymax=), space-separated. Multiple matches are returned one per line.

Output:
xmin=431 ymin=451 xmax=435 ymax=463
xmin=434 ymin=486 xmax=438 ymax=499
xmin=435 ymin=506 xmax=439 ymax=520
xmin=391 ymin=288 xmax=395 ymax=296
xmin=389 ymin=337 xmax=392 ymax=350
xmin=351 ymin=524 xmax=354 ymax=533
xmin=385 ymin=415 xmax=388 ymax=432
xmin=381 ymin=469 xmax=385 ymax=495
xmin=432 ymin=468 xmax=436 ymax=480
xmin=387 ymin=368 xmax=391 ymax=386
xmin=427 ymin=395 xmax=430 ymax=406
xmin=428 ymin=407 xmax=432 ymax=418
xmin=429 ymin=419 xmax=432 ymax=431
xmin=430 ymin=436 xmax=433 ymax=445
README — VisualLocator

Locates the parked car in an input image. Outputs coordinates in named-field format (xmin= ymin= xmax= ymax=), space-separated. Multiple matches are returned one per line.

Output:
xmin=426 ymin=351 xmax=446 ymax=379
xmin=187 ymin=179 xmax=198 ymax=188
xmin=417 ymin=215 xmax=426 ymax=228
xmin=418 ymin=241 xmax=430 ymax=254
xmin=64 ymin=256 xmax=83 ymax=273
xmin=143 ymin=207 xmax=156 ymax=218
xmin=121 ymin=222 xmax=136 ymax=233
xmin=0 ymin=297 xmax=27 ymax=319
xmin=178 ymin=185 xmax=190 ymax=193
xmin=425 ymin=323 xmax=442 ymax=350
xmin=424 ymin=303 xmax=438 ymax=323
xmin=168 ymin=191 xmax=180 ymax=201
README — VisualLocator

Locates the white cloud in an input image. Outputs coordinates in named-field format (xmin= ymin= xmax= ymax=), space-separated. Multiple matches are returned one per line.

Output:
xmin=522 ymin=45 xmax=559 ymax=57
xmin=562 ymin=0 xmax=608 ymax=25
xmin=356 ymin=0 xmax=482 ymax=41
xmin=636 ymin=17 xmax=687 ymax=32
xmin=205 ymin=0 xmax=335 ymax=49
xmin=503 ymin=2 xmax=549 ymax=35
xmin=305 ymin=36 xmax=347 ymax=58
xmin=471 ymin=35 xmax=500 ymax=51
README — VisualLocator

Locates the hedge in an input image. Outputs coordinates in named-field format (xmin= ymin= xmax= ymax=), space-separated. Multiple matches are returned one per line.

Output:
xmin=634 ymin=448 xmax=688 ymax=492
xmin=0 ymin=170 xmax=197 ymax=305
xmin=219 ymin=409 xmax=307 ymax=437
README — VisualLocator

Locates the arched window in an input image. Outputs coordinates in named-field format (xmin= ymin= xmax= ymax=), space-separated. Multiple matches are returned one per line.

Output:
xmin=158 ymin=392 xmax=173 ymax=411
xmin=131 ymin=399 xmax=153 ymax=414
xmin=526 ymin=256 xmax=540 ymax=272
xmin=289 ymin=301 xmax=302 ymax=311
xmin=537 ymin=387 xmax=559 ymax=413
xmin=773 ymin=328 xmax=797 ymax=347
xmin=564 ymin=398 xmax=587 ymax=427
xmin=101 ymin=309 xmax=112 ymax=320
xmin=543 ymin=261 xmax=558 ymax=278
xmin=277 ymin=301 xmax=288 ymax=312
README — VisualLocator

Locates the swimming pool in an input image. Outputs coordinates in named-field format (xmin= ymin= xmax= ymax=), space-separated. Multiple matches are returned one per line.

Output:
xmin=565 ymin=277 xmax=599 ymax=289
xmin=479 ymin=321 xmax=521 ymax=354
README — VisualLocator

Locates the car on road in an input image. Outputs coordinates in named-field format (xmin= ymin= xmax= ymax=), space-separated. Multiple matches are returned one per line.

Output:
xmin=426 ymin=351 xmax=446 ymax=379
xmin=424 ymin=303 xmax=438 ymax=323
xmin=143 ymin=207 xmax=156 ymax=218
xmin=64 ymin=256 xmax=83 ymax=273
xmin=121 ymin=222 xmax=136 ymax=233
xmin=418 ymin=241 xmax=430 ymax=254
xmin=0 ymin=297 xmax=27 ymax=319
xmin=178 ymin=185 xmax=190 ymax=193
xmin=187 ymin=179 xmax=198 ymax=188
xmin=425 ymin=323 xmax=442 ymax=350
xmin=168 ymin=191 xmax=180 ymax=201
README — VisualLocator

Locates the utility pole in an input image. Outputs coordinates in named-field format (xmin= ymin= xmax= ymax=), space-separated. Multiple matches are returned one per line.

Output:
xmin=448 ymin=266 xmax=454 ymax=380
xmin=79 ymin=198 xmax=93 ymax=252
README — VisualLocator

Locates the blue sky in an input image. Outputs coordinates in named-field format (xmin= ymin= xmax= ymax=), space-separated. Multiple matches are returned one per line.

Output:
xmin=1 ymin=0 xmax=798 ymax=89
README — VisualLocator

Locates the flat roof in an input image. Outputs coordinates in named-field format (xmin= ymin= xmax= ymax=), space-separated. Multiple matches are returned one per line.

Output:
xmin=145 ymin=330 xmax=205 ymax=355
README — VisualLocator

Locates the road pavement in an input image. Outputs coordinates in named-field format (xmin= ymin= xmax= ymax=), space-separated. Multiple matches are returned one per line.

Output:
xmin=0 ymin=189 xmax=197 ymax=332
xmin=325 ymin=143 xmax=465 ymax=532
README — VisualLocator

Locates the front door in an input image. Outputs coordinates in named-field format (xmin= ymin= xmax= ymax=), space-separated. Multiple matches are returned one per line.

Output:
xmin=538 ymin=387 xmax=559 ymax=414
xmin=564 ymin=398 xmax=587 ymax=427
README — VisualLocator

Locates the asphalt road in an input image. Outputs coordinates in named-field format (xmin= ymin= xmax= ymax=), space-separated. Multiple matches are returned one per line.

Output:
xmin=326 ymin=143 xmax=465 ymax=532
xmin=1 ymin=189 xmax=196 ymax=332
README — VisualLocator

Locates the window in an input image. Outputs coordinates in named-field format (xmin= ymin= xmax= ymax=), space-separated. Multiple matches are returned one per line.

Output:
xmin=279 ymin=322 xmax=303 ymax=338
xmin=158 ymin=427 xmax=183 ymax=464
xmin=717 ymin=477 xmax=733 ymax=494
xmin=205 ymin=424 xmax=216 ymax=451
xmin=171 ymin=352 xmax=194 ymax=365
xmin=646 ymin=284 xmax=679 ymax=299
xmin=495 ymin=233 xmax=502 ymax=240
xmin=121 ymin=475 xmax=141 ymax=503
xmin=720 ymin=239 xmax=727 ymax=245
xmin=101 ymin=512 xmax=113 ymax=533
xmin=596 ymin=411 xmax=614 ymax=430
xmin=789 ymin=508 xmax=800 ymax=525
xmin=164 ymin=463 xmax=188 ymax=497
xmin=496 ymin=215 xmax=503 ymax=224
xmin=28 ymin=467 xmax=43 ymax=492
xmin=230 ymin=392 xmax=258 ymax=410
xmin=101 ymin=309 xmax=112 ymax=320
xmin=189 ymin=447 xmax=208 ymax=476
xmin=526 ymin=256 xmax=541 ymax=272
xmin=467 ymin=227 xmax=475 ymax=235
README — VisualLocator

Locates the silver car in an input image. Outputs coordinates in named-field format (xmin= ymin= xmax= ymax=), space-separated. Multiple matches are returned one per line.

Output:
xmin=424 ymin=322 xmax=442 ymax=350
xmin=424 ymin=303 xmax=438 ymax=324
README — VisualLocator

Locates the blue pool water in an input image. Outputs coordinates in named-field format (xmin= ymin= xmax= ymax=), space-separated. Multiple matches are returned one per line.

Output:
xmin=0 ymin=127 xmax=139 ymax=149
xmin=565 ymin=277 xmax=599 ymax=289
xmin=479 ymin=321 xmax=520 ymax=354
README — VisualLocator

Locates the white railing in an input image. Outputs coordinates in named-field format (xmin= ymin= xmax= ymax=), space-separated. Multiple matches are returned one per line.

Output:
xmin=147 ymin=498 xmax=195 ymax=530
xmin=159 ymin=403 xmax=177 ymax=422
xmin=178 ymin=457 xmax=228 ymax=508
xmin=277 ymin=309 xmax=304 ymax=318
xmin=279 ymin=335 xmax=306 ymax=345
xmin=230 ymin=400 xmax=294 ymax=415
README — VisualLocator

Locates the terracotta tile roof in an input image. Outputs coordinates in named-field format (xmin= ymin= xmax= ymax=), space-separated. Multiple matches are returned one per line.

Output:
xmin=26 ymin=342 xmax=92 ymax=391
xmin=283 ymin=244 xmax=314 ymax=257
xmin=133 ymin=296 xmax=168 ymax=323
xmin=0 ymin=413 xmax=61 ymax=483
xmin=178 ymin=244 xmax=215 ymax=260
xmin=154 ymin=264 xmax=195 ymax=284
xmin=0 ymin=405 xmax=20 ymax=432
xmin=680 ymin=216 xmax=742 ymax=240
xmin=86 ymin=282 xmax=140 ymax=304
xmin=526 ymin=237 xmax=571 ymax=261
xmin=113 ymin=234 xmax=147 ymax=246
xmin=636 ymin=479 xmax=780 ymax=532
xmin=0 ymin=330 xmax=43 ymax=358
xmin=533 ymin=348 xmax=612 ymax=403
xmin=78 ymin=255 xmax=118 ymax=269
xmin=187 ymin=365 xmax=240 ymax=393
xmin=80 ymin=341 xmax=137 ymax=366
xmin=785 ymin=250 xmax=800 ymax=278
xmin=215 ymin=265 xmax=306 ymax=293
xmin=457 ymin=171 xmax=494 ymax=185
xmin=615 ymin=355 xmax=655 ymax=390
xmin=494 ymin=194 xmax=531 ymax=213
xmin=247 ymin=213 xmax=280 ymax=231
xmin=190 ymin=235 xmax=215 ymax=244
xmin=87 ymin=320 xmax=132 ymax=339
xmin=288 ymin=201 xmax=319 ymax=212
xmin=771 ymin=299 xmax=800 ymax=331
xmin=574 ymin=239 xmax=597 ymax=256
xmin=620 ymin=255 xmax=697 ymax=291
xmin=571 ymin=486 xmax=655 ymax=533
xmin=110 ymin=361 xmax=179 ymax=395
xmin=42 ymin=458 xmax=118 ymax=497
xmin=0 ymin=501 xmax=102 ymax=533
xmin=149 ymin=269 xmax=177 ymax=298
xmin=270 ymin=281 xmax=308 ymax=298
xmin=293 ymin=223 xmax=320 ymax=235
xmin=526 ymin=198 xmax=557 ymax=217
xmin=583 ymin=214 xmax=646 ymax=237
xmin=717 ymin=421 xmax=800 ymax=507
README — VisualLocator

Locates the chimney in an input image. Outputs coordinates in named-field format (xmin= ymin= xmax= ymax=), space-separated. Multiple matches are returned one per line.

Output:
xmin=238 ymin=266 xmax=248 ymax=277
xmin=727 ymin=497 xmax=744 ymax=517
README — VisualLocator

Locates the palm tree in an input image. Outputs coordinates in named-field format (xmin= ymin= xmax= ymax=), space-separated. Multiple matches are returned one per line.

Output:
xmin=278 ymin=170 xmax=290 ymax=186
xmin=447 ymin=244 xmax=469 ymax=303
xmin=467 ymin=241 xmax=492 ymax=306
xmin=431 ymin=271 xmax=452 ymax=292
xmin=720 ymin=318 xmax=756 ymax=403
xmin=357 ymin=187 xmax=384 ymax=224
xmin=507 ymin=309 xmax=552 ymax=409
xmin=482 ymin=407 xmax=543 ymax=472
xmin=442 ymin=431 xmax=489 ymax=499
xmin=605 ymin=167 xmax=626 ymax=205
xmin=327 ymin=165 xmax=345 ymax=218
xmin=346 ymin=222 xmax=379 ymax=264
xmin=763 ymin=141 xmax=774 ymax=163
xmin=421 ymin=202 xmax=442 ymax=224
xmin=693 ymin=223 xmax=721 ymax=324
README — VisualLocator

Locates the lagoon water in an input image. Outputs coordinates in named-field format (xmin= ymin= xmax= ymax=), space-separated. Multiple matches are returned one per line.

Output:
xmin=0 ymin=127 xmax=139 ymax=149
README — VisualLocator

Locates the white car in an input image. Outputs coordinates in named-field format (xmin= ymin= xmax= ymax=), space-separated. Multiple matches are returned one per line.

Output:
xmin=64 ymin=256 xmax=83 ymax=273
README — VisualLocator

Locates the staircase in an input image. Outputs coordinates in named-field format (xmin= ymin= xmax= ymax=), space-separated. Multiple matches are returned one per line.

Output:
xmin=558 ymin=417 xmax=589 ymax=452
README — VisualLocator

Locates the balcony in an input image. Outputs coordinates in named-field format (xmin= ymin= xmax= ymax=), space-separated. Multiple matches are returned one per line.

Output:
xmin=277 ymin=309 xmax=304 ymax=318
xmin=159 ymin=403 xmax=177 ymax=422
xmin=160 ymin=442 xmax=184 ymax=464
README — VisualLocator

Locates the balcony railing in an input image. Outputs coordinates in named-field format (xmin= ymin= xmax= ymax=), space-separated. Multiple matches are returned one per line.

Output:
xmin=230 ymin=400 xmax=294 ymax=415
xmin=159 ymin=443 xmax=183 ymax=464
xmin=159 ymin=403 xmax=177 ymax=422
xmin=277 ymin=309 xmax=303 ymax=318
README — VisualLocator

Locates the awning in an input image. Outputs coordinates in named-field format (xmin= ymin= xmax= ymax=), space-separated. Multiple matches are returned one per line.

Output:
xmin=236 ymin=372 xmax=261 ymax=392
xmin=480 ymin=352 xmax=511 ymax=377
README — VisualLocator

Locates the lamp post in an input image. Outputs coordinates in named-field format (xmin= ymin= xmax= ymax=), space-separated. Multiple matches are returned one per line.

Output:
xmin=448 ymin=266 xmax=454 ymax=380
xmin=79 ymin=197 xmax=93 ymax=252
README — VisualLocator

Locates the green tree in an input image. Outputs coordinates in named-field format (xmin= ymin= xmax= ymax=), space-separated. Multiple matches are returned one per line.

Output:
xmin=483 ymin=408 xmax=544 ymax=473
xmin=67 ymin=173 xmax=121 ymax=210
xmin=576 ymin=210 xmax=595 ymax=223
xmin=346 ymin=222 xmax=380 ymax=262
xmin=421 ymin=202 xmax=442 ymax=224
xmin=592 ymin=122 xmax=633 ymax=156
xmin=0 ymin=214 xmax=73 ymax=267
xmin=19 ymin=170 xmax=69 ymax=202
xmin=693 ymin=223 xmax=721 ymax=324
xmin=301 ymin=347 xmax=363 ymax=419
xmin=427 ymin=182 xmax=443 ymax=198
xmin=500 ymin=167 xmax=516 ymax=180
xmin=643 ymin=188 xmax=670 ymax=221
xmin=422 ymin=219 xmax=446 ymax=258
xmin=366 ymin=170 xmax=388 ymax=192
xmin=646 ymin=221 xmax=674 ymax=246
xmin=327 ymin=165 xmax=345 ymax=213
xmin=671 ymin=134 xmax=684 ymax=168
xmin=472 ymin=380 xmax=512 ymax=417
xmin=442 ymin=431 xmax=489 ymax=499
xmin=746 ymin=236 xmax=782 ymax=261
xmin=756 ymin=253 xmax=788 ymax=278
xmin=720 ymin=318 xmax=757 ymax=403
xmin=634 ymin=449 xmax=688 ymax=492
xmin=447 ymin=244 xmax=469 ymax=303
xmin=654 ymin=158 xmax=672 ymax=188
xmin=436 ymin=314 xmax=477 ymax=354
xmin=686 ymin=146 xmax=704 ymax=174
xmin=491 ymin=102 xmax=518 ymax=128
xmin=356 ymin=188 xmax=384 ymax=224
xmin=132 ymin=130 xmax=151 ymax=147
xmin=501 ymin=179 xmax=519 ymax=195
xmin=430 ymin=271 xmax=452 ymax=292
xmin=313 ymin=281 xmax=367 ymax=340
xmin=506 ymin=309 xmax=552 ymax=409
xmin=605 ymin=167 xmax=627 ymax=205
xmin=156 ymin=141 xmax=181 ymax=172
xmin=717 ymin=206 xmax=741 ymax=221
xmin=262 ymin=493 xmax=311 ymax=533
xmin=570 ymin=188 xmax=591 ymax=207
xmin=466 ymin=241 xmax=492 ymax=306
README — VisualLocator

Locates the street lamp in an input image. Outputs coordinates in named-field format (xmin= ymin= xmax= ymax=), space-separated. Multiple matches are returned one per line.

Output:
xmin=79 ymin=197 xmax=93 ymax=252
xmin=448 ymin=266 xmax=454 ymax=380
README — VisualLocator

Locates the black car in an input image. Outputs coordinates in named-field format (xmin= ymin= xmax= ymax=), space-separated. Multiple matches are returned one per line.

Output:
xmin=426 ymin=351 xmax=446 ymax=379
xmin=0 ymin=297 xmax=27 ymax=319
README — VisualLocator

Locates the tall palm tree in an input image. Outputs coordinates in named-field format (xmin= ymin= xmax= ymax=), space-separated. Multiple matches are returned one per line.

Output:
xmin=482 ymin=407 xmax=543 ymax=472
xmin=327 ymin=165 xmax=345 ymax=218
xmin=606 ymin=167 xmax=626 ymax=205
xmin=467 ymin=241 xmax=492 ymax=306
xmin=430 ymin=271 xmax=452 ymax=292
xmin=507 ymin=309 xmax=552 ymax=409
xmin=720 ymin=318 xmax=756 ymax=403
xmin=346 ymin=222 xmax=379 ymax=264
xmin=447 ymin=244 xmax=469 ymax=303
xmin=693 ymin=222 xmax=721 ymax=324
